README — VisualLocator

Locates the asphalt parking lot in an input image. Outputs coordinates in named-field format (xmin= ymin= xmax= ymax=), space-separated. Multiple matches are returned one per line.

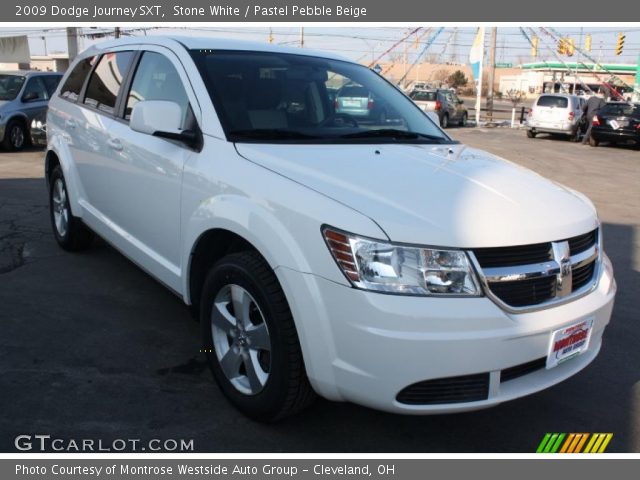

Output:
xmin=0 ymin=129 xmax=638 ymax=453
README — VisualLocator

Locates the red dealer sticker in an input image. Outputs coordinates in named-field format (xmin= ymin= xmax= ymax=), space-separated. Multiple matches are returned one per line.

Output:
xmin=547 ymin=318 xmax=594 ymax=369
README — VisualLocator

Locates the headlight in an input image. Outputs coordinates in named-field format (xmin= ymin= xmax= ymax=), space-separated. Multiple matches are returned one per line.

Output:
xmin=322 ymin=227 xmax=482 ymax=296
xmin=31 ymin=119 xmax=43 ymax=129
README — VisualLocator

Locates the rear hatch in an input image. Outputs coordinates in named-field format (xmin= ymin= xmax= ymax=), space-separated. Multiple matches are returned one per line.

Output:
xmin=409 ymin=90 xmax=438 ymax=112
xmin=336 ymin=85 xmax=369 ymax=114
xmin=531 ymin=95 xmax=572 ymax=127
xmin=595 ymin=103 xmax=640 ymax=134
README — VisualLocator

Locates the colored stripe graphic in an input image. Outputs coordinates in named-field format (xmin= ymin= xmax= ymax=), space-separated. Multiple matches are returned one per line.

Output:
xmin=538 ymin=433 xmax=613 ymax=453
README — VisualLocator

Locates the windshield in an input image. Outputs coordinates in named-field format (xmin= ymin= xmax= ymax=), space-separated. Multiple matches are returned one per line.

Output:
xmin=0 ymin=74 xmax=26 ymax=101
xmin=190 ymin=50 xmax=450 ymax=144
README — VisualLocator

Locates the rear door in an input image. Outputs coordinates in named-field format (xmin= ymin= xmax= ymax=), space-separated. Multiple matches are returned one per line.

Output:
xmin=73 ymin=51 xmax=135 ymax=217
xmin=104 ymin=47 xmax=201 ymax=283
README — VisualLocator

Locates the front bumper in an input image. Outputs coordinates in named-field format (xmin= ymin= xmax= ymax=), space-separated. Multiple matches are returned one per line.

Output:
xmin=277 ymin=254 xmax=616 ymax=414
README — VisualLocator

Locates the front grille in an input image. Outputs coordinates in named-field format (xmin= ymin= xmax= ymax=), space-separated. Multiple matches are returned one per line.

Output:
xmin=572 ymin=261 xmax=596 ymax=291
xmin=501 ymin=357 xmax=546 ymax=383
xmin=473 ymin=243 xmax=552 ymax=268
xmin=489 ymin=276 xmax=557 ymax=307
xmin=472 ymin=229 xmax=599 ymax=309
xmin=396 ymin=373 xmax=490 ymax=405
xmin=568 ymin=229 xmax=598 ymax=255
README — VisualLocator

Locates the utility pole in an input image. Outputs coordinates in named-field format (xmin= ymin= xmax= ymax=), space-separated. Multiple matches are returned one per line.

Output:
xmin=299 ymin=27 xmax=304 ymax=48
xmin=66 ymin=27 xmax=79 ymax=62
xmin=486 ymin=27 xmax=497 ymax=123
xmin=115 ymin=27 xmax=121 ymax=39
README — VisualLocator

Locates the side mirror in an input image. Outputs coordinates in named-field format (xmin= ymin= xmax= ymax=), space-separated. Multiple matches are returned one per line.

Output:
xmin=22 ymin=91 xmax=39 ymax=102
xmin=130 ymin=100 xmax=201 ymax=150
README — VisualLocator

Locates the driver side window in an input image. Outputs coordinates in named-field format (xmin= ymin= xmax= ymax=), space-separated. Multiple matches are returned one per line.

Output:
xmin=125 ymin=51 xmax=191 ymax=129
xmin=22 ymin=77 xmax=48 ymax=102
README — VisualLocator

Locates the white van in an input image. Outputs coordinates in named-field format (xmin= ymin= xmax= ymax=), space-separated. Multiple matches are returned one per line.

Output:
xmin=46 ymin=37 xmax=615 ymax=421
xmin=526 ymin=94 xmax=585 ymax=141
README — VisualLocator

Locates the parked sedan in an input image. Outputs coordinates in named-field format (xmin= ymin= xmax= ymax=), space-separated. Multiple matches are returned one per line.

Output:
xmin=0 ymin=71 xmax=62 ymax=151
xmin=589 ymin=102 xmax=640 ymax=148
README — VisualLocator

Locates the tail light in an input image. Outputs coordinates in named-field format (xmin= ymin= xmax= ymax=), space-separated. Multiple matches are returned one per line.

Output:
xmin=635 ymin=123 xmax=640 ymax=130
xmin=528 ymin=108 xmax=532 ymax=115
xmin=592 ymin=115 xmax=601 ymax=126
xmin=568 ymin=111 xmax=575 ymax=120
xmin=435 ymin=100 xmax=442 ymax=111
xmin=367 ymin=98 xmax=374 ymax=110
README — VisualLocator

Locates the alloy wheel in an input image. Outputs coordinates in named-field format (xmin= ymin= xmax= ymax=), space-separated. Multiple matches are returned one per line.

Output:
xmin=210 ymin=284 xmax=271 ymax=395
xmin=52 ymin=178 xmax=69 ymax=237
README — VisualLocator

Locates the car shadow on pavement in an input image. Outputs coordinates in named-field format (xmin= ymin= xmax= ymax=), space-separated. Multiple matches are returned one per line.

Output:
xmin=0 ymin=178 xmax=638 ymax=453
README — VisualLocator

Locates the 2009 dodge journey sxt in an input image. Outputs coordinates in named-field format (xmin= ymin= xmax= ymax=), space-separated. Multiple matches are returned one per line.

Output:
xmin=45 ymin=36 xmax=616 ymax=421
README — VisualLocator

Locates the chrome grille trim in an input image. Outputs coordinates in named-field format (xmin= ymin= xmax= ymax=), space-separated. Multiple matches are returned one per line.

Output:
xmin=469 ymin=228 xmax=601 ymax=313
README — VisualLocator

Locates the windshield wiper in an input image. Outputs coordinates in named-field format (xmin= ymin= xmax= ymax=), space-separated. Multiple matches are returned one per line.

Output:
xmin=229 ymin=129 xmax=321 ymax=141
xmin=338 ymin=129 xmax=451 ymax=143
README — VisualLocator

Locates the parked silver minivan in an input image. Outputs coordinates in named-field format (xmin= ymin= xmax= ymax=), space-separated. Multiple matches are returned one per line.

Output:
xmin=526 ymin=93 xmax=585 ymax=141
xmin=0 ymin=71 xmax=63 ymax=150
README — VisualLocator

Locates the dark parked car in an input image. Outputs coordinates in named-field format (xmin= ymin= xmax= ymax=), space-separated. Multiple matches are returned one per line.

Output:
xmin=30 ymin=111 xmax=47 ymax=147
xmin=0 ymin=71 xmax=62 ymax=151
xmin=409 ymin=89 xmax=468 ymax=128
xmin=589 ymin=102 xmax=640 ymax=148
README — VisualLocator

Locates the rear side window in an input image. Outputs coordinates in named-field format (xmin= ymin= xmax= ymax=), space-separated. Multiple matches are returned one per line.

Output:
xmin=84 ymin=51 xmax=135 ymax=115
xmin=537 ymin=96 xmax=568 ymax=108
xmin=124 ymin=51 xmax=190 ymax=125
xmin=59 ymin=57 xmax=95 ymax=101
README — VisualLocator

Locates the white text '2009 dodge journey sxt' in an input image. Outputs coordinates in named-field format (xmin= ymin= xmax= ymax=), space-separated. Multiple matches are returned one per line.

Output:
xmin=45 ymin=36 xmax=616 ymax=421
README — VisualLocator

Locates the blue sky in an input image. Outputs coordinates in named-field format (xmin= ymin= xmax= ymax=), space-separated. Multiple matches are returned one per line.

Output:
xmin=2 ymin=27 xmax=639 ymax=65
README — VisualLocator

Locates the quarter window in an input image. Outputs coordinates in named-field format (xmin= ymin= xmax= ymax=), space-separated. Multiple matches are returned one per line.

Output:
xmin=125 ymin=51 xmax=190 ymax=127
xmin=84 ymin=51 xmax=134 ymax=115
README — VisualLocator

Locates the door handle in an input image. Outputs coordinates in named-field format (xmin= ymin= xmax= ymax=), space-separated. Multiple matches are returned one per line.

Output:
xmin=107 ymin=138 xmax=123 ymax=152
xmin=65 ymin=119 xmax=76 ymax=129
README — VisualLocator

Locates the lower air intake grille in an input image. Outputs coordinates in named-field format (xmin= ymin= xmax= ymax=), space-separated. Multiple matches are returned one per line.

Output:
xmin=501 ymin=357 xmax=546 ymax=383
xmin=396 ymin=373 xmax=490 ymax=405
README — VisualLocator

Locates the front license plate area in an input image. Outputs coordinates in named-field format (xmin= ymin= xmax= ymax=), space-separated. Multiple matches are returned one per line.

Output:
xmin=546 ymin=318 xmax=593 ymax=369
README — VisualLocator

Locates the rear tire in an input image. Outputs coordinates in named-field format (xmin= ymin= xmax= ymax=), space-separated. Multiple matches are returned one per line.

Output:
xmin=527 ymin=129 xmax=537 ymax=138
xmin=200 ymin=251 xmax=316 ymax=422
xmin=49 ymin=166 xmax=94 ymax=251
xmin=458 ymin=113 xmax=467 ymax=127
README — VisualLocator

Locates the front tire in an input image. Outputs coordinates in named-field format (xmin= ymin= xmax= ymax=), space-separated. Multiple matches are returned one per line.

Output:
xmin=49 ymin=166 xmax=94 ymax=251
xmin=200 ymin=251 xmax=316 ymax=421
xmin=2 ymin=120 xmax=26 ymax=151
xmin=527 ymin=129 xmax=537 ymax=138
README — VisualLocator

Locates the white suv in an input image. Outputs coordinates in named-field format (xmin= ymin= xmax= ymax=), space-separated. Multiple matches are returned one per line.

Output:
xmin=46 ymin=37 xmax=616 ymax=421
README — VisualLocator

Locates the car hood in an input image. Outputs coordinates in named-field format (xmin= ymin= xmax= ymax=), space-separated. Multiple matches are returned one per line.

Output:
xmin=235 ymin=142 xmax=598 ymax=247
